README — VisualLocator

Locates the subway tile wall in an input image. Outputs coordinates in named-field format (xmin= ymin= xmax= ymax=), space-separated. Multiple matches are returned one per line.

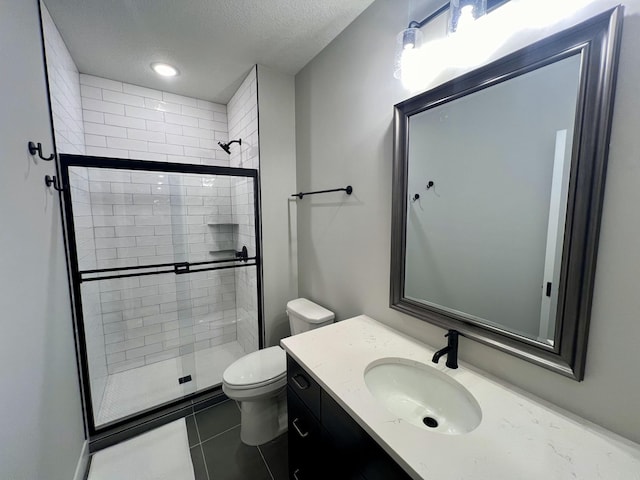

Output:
xmin=228 ymin=68 xmax=260 ymax=353
xmin=79 ymin=74 xmax=230 ymax=166
xmin=78 ymin=168 xmax=239 ymax=374
xmin=41 ymin=3 xmax=85 ymax=154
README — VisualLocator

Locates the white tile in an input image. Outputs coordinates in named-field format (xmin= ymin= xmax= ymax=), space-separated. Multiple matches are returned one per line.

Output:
xmin=113 ymin=205 xmax=153 ymax=216
xmin=107 ymin=358 xmax=145 ymax=375
xmin=83 ymin=110 xmax=104 ymax=124
xmin=196 ymin=99 xmax=226 ymax=113
xmin=184 ymin=147 xmax=215 ymax=159
xmin=106 ymin=137 xmax=148 ymax=152
xmin=93 ymin=215 xmax=135 ymax=227
xmin=83 ymin=98 xmax=125 ymax=115
xmin=122 ymin=83 xmax=163 ymax=100
xmin=125 ymin=105 xmax=164 ymax=121
xmin=162 ymin=91 xmax=197 ymax=107
xmin=103 ymin=89 xmax=145 ymax=107
xmin=164 ymin=112 xmax=198 ymax=127
xmin=106 ymin=352 xmax=126 ymax=365
xmin=130 ymin=172 xmax=169 ymax=184
xmin=105 ymin=337 xmax=145 ymax=355
xmin=181 ymin=105 xmax=214 ymax=120
xmin=125 ymin=342 xmax=163 ymax=360
xmin=134 ymin=215 xmax=171 ymax=226
xmin=91 ymin=193 xmax=133 ymax=205
xmin=166 ymin=134 xmax=199 ymax=147
xmin=110 ymin=182 xmax=150 ymax=195
xmin=114 ymin=226 xmax=155 ymax=237
xmin=144 ymin=98 xmax=181 ymax=114
xmin=127 ymin=128 xmax=165 ymax=143
xmin=80 ymin=74 xmax=123 ymax=92
xmin=146 ymin=120 xmax=182 ymax=135
xmin=88 ymin=169 xmax=131 ymax=183
xmin=80 ymin=84 xmax=102 ymax=100
xmin=94 ymin=227 xmax=115 ymax=238
xmin=104 ymin=113 xmax=146 ymax=130
xmin=198 ymin=119 xmax=227 ymax=132
xmin=117 ymin=246 xmax=157 ymax=258
xmin=133 ymin=194 xmax=169 ymax=205
xmin=85 ymin=134 xmax=106 ymax=147
xmin=85 ymin=122 xmax=127 ymax=138
xmin=91 ymin=204 xmax=113 ymax=216
xmin=96 ymin=248 xmax=116 ymax=260
xmin=182 ymin=126 xmax=214 ymax=139
xmin=148 ymin=143 xmax=184 ymax=155
xmin=96 ymin=237 xmax=136 ymax=249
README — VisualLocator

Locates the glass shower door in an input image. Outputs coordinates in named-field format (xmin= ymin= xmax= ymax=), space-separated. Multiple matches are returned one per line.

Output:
xmin=63 ymin=156 xmax=261 ymax=433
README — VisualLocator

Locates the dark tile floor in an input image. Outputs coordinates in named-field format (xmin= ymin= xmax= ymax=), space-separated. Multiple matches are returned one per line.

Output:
xmin=187 ymin=399 xmax=288 ymax=480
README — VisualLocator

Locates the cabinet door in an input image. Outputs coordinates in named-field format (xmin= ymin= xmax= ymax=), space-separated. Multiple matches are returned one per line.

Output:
xmin=321 ymin=391 xmax=410 ymax=480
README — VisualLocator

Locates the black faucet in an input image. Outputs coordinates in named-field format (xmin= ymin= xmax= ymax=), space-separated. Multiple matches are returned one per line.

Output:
xmin=432 ymin=330 xmax=459 ymax=369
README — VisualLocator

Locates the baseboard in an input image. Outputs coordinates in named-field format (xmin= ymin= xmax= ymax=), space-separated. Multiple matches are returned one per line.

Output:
xmin=73 ymin=440 xmax=90 ymax=480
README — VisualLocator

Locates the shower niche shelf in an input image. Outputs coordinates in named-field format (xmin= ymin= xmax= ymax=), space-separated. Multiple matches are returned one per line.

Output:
xmin=207 ymin=222 xmax=238 ymax=226
xmin=208 ymin=249 xmax=237 ymax=257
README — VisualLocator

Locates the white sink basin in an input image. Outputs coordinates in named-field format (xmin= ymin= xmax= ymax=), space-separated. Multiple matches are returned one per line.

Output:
xmin=364 ymin=357 xmax=482 ymax=435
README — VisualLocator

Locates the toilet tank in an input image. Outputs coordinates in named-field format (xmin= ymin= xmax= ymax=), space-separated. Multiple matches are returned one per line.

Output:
xmin=286 ymin=298 xmax=335 ymax=335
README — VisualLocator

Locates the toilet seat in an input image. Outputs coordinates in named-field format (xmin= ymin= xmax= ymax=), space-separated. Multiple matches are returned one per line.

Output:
xmin=223 ymin=346 xmax=286 ymax=390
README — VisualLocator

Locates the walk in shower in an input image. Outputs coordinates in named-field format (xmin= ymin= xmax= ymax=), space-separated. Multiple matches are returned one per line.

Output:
xmin=61 ymin=155 xmax=262 ymax=434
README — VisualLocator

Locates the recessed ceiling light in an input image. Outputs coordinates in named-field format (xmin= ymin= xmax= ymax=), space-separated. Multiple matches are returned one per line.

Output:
xmin=151 ymin=62 xmax=179 ymax=77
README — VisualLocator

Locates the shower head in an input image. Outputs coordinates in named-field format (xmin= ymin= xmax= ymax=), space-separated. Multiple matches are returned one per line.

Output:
xmin=218 ymin=138 xmax=242 ymax=154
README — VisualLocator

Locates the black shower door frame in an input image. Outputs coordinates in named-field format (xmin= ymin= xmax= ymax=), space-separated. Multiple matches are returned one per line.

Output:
xmin=59 ymin=154 xmax=264 ymax=444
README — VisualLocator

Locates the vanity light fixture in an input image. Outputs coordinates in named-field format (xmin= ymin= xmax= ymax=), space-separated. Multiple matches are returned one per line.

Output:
xmin=394 ymin=0 xmax=504 ymax=81
xmin=448 ymin=0 xmax=487 ymax=35
xmin=151 ymin=62 xmax=179 ymax=77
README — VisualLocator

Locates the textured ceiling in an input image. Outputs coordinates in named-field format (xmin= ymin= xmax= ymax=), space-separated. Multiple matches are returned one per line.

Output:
xmin=43 ymin=0 xmax=376 ymax=103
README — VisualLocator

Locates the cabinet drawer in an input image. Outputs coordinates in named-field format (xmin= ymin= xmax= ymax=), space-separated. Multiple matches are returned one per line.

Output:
xmin=287 ymin=387 xmax=323 ymax=479
xmin=287 ymin=355 xmax=321 ymax=419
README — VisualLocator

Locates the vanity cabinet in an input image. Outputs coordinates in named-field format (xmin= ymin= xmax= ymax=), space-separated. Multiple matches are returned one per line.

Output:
xmin=287 ymin=355 xmax=410 ymax=480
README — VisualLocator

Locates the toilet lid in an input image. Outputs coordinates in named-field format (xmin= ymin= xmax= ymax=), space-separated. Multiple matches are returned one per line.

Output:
xmin=223 ymin=346 xmax=287 ymax=389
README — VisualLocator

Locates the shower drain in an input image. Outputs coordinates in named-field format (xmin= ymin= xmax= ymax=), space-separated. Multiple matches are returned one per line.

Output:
xmin=422 ymin=416 xmax=439 ymax=428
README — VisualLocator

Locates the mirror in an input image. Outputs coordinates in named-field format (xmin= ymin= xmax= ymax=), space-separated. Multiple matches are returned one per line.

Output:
xmin=390 ymin=7 xmax=623 ymax=380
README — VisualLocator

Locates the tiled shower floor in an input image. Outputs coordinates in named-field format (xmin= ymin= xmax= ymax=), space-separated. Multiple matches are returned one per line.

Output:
xmin=96 ymin=340 xmax=246 ymax=425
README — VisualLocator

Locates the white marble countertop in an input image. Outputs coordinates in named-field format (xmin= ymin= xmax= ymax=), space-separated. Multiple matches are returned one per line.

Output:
xmin=280 ymin=315 xmax=640 ymax=480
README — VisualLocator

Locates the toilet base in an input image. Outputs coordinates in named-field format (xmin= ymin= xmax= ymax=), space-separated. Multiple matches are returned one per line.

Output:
xmin=238 ymin=389 xmax=287 ymax=446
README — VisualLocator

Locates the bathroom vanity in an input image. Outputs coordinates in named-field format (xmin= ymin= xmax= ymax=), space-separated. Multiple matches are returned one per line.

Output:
xmin=286 ymin=354 xmax=410 ymax=479
xmin=280 ymin=315 xmax=640 ymax=479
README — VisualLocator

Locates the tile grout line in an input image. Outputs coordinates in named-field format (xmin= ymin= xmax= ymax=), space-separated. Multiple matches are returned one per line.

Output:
xmin=256 ymin=445 xmax=275 ymax=480
xmin=198 ymin=423 xmax=242 ymax=445
xmin=192 ymin=414 xmax=211 ymax=480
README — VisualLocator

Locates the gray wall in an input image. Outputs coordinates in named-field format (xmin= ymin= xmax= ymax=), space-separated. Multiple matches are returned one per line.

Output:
xmin=0 ymin=0 xmax=86 ymax=478
xmin=295 ymin=0 xmax=640 ymax=443
xmin=257 ymin=65 xmax=299 ymax=345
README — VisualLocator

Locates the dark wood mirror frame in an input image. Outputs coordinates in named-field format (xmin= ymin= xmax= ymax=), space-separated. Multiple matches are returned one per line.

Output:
xmin=390 ymin=6 xmax=623 ymax=380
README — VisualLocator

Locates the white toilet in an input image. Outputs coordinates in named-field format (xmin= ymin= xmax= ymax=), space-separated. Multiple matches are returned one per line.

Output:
xmin=222 ymin=298 xmax=334 ymax=446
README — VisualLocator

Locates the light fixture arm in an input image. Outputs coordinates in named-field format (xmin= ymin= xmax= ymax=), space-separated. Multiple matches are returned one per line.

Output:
xmin=406 ymin=3 xmax=449 ymax=30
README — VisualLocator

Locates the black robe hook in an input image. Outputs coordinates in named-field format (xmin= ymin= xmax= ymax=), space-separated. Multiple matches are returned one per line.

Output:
xmin=45 ymin=175 xmax=65 ymax=192
xmin=28 ymin=141 xmax=55 ymax=161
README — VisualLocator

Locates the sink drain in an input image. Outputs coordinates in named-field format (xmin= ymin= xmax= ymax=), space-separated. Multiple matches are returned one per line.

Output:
xmin=423 ymin=416 xmax=439 ymax=428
